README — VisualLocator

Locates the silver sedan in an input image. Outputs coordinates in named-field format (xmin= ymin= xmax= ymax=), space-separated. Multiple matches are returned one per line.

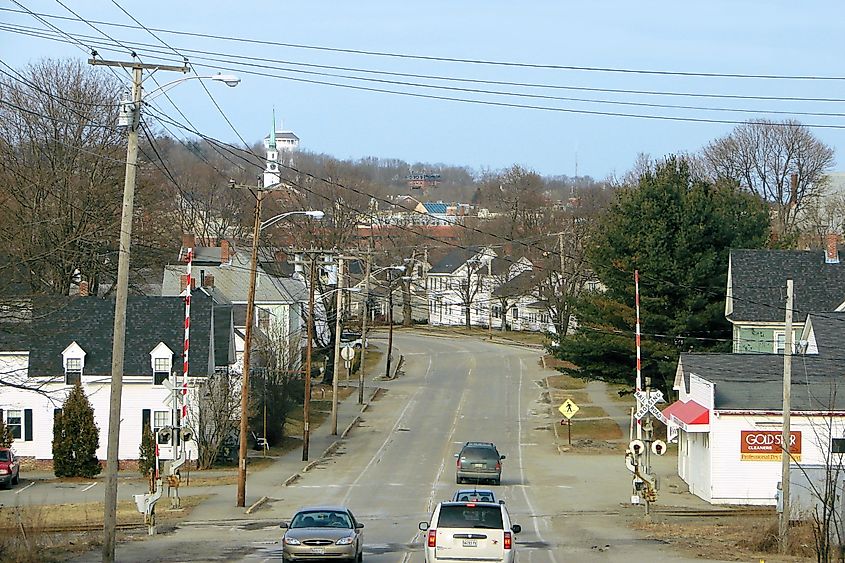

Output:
xmin=280 ymin=506 xmax=364 ymax=562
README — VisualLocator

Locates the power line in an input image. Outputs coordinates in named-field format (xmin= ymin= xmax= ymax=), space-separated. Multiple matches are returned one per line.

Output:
xmin=3 ymin=6 xmax=845 ymax=81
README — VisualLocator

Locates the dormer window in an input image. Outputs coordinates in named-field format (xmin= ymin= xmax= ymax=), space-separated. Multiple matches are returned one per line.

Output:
xmin=150 ymin=342 xmax=174 ymax=385
xmin=62 ymin=341 xmax=86 ymax=385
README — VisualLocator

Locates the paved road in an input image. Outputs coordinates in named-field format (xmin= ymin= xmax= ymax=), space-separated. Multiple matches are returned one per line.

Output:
xmin=67 ymin=332 xmax=731 ymax=562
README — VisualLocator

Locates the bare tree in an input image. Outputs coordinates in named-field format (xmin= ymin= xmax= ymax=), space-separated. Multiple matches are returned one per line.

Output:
xmin=191 ymin=370 xmax=239 ymax=469
xmin=702 ymin=119 xmax=834 ymax=237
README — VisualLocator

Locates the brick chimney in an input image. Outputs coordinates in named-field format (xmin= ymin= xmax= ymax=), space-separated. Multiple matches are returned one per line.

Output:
xmin=220 ymin=240 xmax=230 ymax=264
xmin=180 ymin=274 xmax=197 ymax=292
xmin=202 ymin=273 xmax=215 ymax=288
xmin=826 ymin=233 xmax=840 ymax=264
xmin=181 ymin=233 xmax=196 ymax=249
xmin=79 ymin=280 xmax=89 ymax=296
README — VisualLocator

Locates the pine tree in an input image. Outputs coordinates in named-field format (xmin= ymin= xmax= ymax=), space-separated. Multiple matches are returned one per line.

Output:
xmin=52 ymin=383 xmax=101 ymax=478
xmin=0 ymin=417 xmax=13 ymax=448
xmin=138 ymin=426 xmax=156 ymax=478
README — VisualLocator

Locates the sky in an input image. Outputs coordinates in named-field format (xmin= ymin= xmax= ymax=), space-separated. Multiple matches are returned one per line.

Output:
xmin=2 ymin=1 xmax=845 ymax=179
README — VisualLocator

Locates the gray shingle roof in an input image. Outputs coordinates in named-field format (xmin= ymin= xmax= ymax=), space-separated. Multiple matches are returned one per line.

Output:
xmin=729 ymin=248 xmax=845 ymax=322
xmin=679 ymin=352 xmax=845 ymax=410
xmin=805 ymin=312 xmax=845 ymax=359
xmin=492 ymin=270 xmax=540 ymax=297
xmin=429 ymin=247 xmax=481 ymax=274
xmin=6 ymin=292 xmax=232 ymax=377
xmin=162 ymin=252 xmax=307 ymax=304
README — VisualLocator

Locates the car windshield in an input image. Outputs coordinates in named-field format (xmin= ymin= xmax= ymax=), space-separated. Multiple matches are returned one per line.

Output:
xmin=290 ymin=511 xmax=352 ymax=529
xmin=438 ymin=505 xmax=504 ymax=529
xmin=0 ymin=451 xmax=9 ymax=462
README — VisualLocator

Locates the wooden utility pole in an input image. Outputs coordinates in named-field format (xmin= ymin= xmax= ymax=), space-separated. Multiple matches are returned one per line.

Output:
xmin=303 ymin=256 xmax=316 ymax=460
xmin=385 ymin=274 xmax=395 ymax=379
xmin=91 ymin=58 xmax=188 ymax=563
xmin=358 ymin=251 xmax=371 ymax=404
xmin=236 ymin=189 xmax=264 ymax=507
xmin=779 ymin=279 xmax=794 ymax=554
xmin=331 ymin=257 xmax=344 ymax=435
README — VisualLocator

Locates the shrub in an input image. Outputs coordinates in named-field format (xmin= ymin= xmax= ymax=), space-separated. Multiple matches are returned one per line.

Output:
xmin=52 ymin=383 xmax=101 ymax=478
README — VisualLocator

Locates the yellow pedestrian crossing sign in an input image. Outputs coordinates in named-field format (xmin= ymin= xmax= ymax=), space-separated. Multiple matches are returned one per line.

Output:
xmin=558 ymin=399 xmax=579 ymax=419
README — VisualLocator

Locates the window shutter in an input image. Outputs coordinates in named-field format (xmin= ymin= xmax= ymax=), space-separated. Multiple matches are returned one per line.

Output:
xmin=142 ymin=409 xmax=151 ymax=430
xmin=54 ymin=408 xmax=61 ymax=420
xmin=24 ymin=409 xmax=33 ymax=441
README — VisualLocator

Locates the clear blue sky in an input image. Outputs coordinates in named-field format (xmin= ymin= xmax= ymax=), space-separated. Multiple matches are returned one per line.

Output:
xmin=2 ymin=1 xmax=844 ymax=179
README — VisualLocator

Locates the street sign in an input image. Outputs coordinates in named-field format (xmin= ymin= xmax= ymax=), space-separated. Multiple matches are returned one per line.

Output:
xmin=558 ymin=399 xmax=580 ymax=419
xmin=634 ymin=389 xmax=669 ymax=424
xmin=340 ymin=345 xmax=355 ymax=361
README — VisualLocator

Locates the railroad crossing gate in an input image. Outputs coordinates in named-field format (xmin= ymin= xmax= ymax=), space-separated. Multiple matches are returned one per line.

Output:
xmin=558 ymin=399 xmax=580 ymax=419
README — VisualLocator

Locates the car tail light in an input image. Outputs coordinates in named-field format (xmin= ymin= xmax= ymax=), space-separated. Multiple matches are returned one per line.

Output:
xmin=456 ymin=458 xmax=461 ymax=468
xmin=495 ymin=461 xmax=501 ymax=470
xmin=466 ymin=503 xmax=476 ymax=508
xmin=427 ymin=529 xmax=437 ymax=547
xmin=504 ymin=531 xmax=512 ymax=550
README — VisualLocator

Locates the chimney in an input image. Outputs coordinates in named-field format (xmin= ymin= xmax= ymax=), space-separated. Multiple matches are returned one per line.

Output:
xmin=220 ymin=240 xmax=230 ymax=264
xmin=180 ymin=274 xmax=197 ymax=292
xmin=79 ymin=280 xmax=89 ymax=296
xmin=825 ymin=233 xmax=840 ymax=264
xmin=181 ymin=233 xmax=196 ymax=249
xmin=202 ymin=273 xmax=215 ymax=288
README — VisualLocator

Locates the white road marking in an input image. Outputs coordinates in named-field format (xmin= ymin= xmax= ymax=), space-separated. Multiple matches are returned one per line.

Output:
xmin=82 ymin=482 xmax=97 ymax=492
xmin=341 ymin=354 xmax=434 ymax=507
xmin=14 ymin=481 xmax=35 ymax=495
xmin=517 ymin=357 xmax=559 ymax=563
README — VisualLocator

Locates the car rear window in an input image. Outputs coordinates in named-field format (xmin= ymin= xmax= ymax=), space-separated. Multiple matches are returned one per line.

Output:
xmin=438 ymin=505 xmax=503 ymax=529
xmin=462 ymin=447 xmax=498 ymax=460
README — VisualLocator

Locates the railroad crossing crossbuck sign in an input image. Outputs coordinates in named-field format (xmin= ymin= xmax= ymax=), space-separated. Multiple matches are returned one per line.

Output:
xmin=634 ymin=390 xmax=669 ymax=424
xmin=558 ymin=399 xmax=580 ymax=419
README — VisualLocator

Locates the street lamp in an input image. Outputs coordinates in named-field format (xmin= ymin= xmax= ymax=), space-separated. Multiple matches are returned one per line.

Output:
xmin=143 ymin=74 xmax=241 ymax=103
xmin=237 ymin=209 xmax=322 ymax=507
xmin=101 ymin=67 xmax=239 ymax=561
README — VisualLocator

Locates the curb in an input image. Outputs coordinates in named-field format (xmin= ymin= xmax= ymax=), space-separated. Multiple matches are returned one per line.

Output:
xmin=340 ymin=415 xmax=361 ymax=439
xmin=282 ymin=473 xmax=301 ymax=486
xmin=245 ymin=495 xmax=269 ymax=515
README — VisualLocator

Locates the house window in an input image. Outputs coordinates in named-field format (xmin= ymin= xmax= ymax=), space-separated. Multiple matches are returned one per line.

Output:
xmin=6 ymin=410 xmax=22 ymax=439
xmin=154 ymin=411 xmax=171 ymax=445
xmin=492 ymin=305 xmax=501 ymax=319
xmin=540 ymin=312 xmax=550 ymax=324
xmin=774 ymin=332 xmax=785 ymax=354
xmin=512 ymin=308 xmax=519 ymax=320
xmin=154 ymin=358 xmax=170 ymax=386
xmin=529 ymin=312 xmax=537 ymax=323
xmin=258 ymin=308 xmax=271 ymax=331
xmin=65 ymin=358 xmax=82 ymax=385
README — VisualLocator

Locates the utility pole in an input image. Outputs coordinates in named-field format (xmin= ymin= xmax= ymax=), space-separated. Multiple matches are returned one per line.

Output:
xmin=779 ymin=279 xmax=794 ymax=554
xmin=91 ymin=58 xmax=188 ymax=563
xmin=385 ymin=273 xmax=395 ymax=379
xmin=487 ymin=260 xmax=493 ymax=340
xmin=331 ymin=256 xmax=344 ymax=435
xmin=358 ymin=251 xmax=371 ymax=404
xmin=303 ymin=256 xmax=316 ymax=461
xmin=235 ymin=188 xmax=264 ymax=507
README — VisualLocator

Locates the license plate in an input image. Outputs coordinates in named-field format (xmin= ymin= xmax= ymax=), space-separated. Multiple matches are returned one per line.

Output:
xmin=309 ymin=547 xmax=326 ymax=554
xmin=462 ymin=539 xmax=478 ymax=547
xmin=472 ymin=463 xmax=484 ymax=468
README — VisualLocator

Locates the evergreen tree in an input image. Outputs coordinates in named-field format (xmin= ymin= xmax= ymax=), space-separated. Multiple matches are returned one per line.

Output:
xmin=52 ymin=383 xmax=101 ymax=478
xmin=138 ymin=426 xmax=156 ymax=478
xmin=554 ymin=156 xmax=771 ymax=392
xmin=0 ymin=417 xmax=13 ymax=448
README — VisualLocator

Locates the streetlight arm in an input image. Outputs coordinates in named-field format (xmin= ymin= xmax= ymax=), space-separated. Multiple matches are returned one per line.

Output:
xmin=260 ymin=210 xmax=324 ymax=231
xmin=143 ymin=74 xmax=240 ymax=103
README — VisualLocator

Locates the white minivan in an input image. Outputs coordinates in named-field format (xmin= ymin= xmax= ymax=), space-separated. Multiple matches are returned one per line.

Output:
xmin=419 ymin=501 xmax=521 ymax=562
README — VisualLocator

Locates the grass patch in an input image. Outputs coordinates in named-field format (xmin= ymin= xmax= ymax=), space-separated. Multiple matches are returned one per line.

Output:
xmin=570 ymin=418 xmax=624 ymax=441
xmin=548 ymin=389 xmax=590 ymax=405
xmin=546 ymin=374 xmax=586 ymax=390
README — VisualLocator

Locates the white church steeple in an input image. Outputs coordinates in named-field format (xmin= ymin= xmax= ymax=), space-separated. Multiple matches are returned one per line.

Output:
xmin=263 ymin=109 xmax=281 ymax=189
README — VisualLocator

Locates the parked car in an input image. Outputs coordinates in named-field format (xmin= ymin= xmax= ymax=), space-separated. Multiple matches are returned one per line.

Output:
xmin=451 ymin=488 xmax=500 ymax=503
xmin=0 ymin=447 xmax=20 ymax=489
xmin=340 ymin=330 xmax=364 ymax=349
xmin=419 ymin=501 xmax=521 ymax=563
xmin=280 ymin=505 xmax=364 ymax=562
xmin=455 ymin=442 xmax=505 ymax=485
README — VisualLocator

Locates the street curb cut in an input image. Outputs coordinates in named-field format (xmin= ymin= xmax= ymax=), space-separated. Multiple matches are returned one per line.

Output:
xmin=245 ymin=495 xmax=269 ymax=514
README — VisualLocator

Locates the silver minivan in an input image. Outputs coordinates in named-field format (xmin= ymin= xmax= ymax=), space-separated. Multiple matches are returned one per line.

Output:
xmin=455 ymin=442 xmax=505 ymax=485
xmin=419 ymin=501 xmax=521 ymax=563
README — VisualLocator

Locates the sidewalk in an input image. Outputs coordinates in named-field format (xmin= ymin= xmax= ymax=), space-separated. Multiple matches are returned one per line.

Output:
xmin=179 ymin=383 xmax=379 ymax=522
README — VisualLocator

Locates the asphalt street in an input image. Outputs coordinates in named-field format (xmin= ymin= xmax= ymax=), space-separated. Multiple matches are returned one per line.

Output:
xmin=57 ymin=332 xmax=733 ymax=562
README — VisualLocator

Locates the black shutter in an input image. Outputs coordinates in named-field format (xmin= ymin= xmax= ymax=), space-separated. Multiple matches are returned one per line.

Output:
xmin=24 ymin=409 xmax=33 ymax=441
xmin=54 ymin=409 xmax=62 ymax=420
xmin=142 ymin=409 xmax=151 ymax=431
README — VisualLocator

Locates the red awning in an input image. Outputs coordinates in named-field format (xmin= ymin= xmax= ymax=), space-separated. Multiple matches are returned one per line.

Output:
xmin=662 ymin=400 xmax=709 ymax=426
